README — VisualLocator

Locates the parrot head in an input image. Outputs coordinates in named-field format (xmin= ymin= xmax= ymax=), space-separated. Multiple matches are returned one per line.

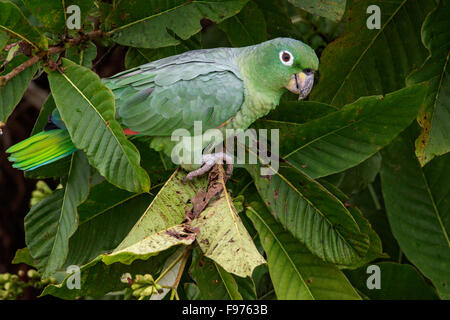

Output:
xmin=239 ymin=38 xmax=319 ymax=100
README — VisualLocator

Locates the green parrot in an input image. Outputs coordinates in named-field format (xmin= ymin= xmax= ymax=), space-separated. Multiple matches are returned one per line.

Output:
xmin=7 ymin=38 xmax=318 ymax=180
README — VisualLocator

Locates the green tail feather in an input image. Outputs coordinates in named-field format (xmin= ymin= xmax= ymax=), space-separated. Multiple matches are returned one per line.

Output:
xmin=7 ymin=129 xmax=77 ymax=171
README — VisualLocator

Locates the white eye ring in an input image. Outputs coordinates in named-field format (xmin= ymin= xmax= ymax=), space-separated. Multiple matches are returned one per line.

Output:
xmin=279 ymin=50 xmax=294 ymax=66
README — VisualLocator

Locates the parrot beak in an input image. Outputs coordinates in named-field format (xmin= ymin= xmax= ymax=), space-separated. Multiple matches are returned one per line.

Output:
xmin=285 ymin=69 xmax=315 ymax=100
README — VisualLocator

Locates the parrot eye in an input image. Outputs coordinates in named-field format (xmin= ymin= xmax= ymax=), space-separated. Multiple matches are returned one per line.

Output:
xmin=279 ymin=50 xmax=294 ymax=66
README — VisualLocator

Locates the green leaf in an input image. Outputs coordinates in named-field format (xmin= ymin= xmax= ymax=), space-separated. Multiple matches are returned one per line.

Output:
xmin=101 ymin=169 xmax=207 ymax=265
xmin=246 ymin=202 xmax=361 ymax=300
xmin=21 ymin=0 xmax=66 ymax=33
xmin=349 ymin=181 xmax=401 ymax=260
xmin=245 ymin=156 xmax=370 ymax=266
xmin=124 ymin=33 xmax=202 ymax=69
xmin=184 ymin=283 xmax=202 ymax=299
xmin=22 ymin=0 xmax=94 ymax=34
xmin=406 ymin=0 xmax=450 ymax=165
xmin=252 ymin=264 xmax=275 ymax=299
xmin=47 ymin=58 xmax=150 ymax=193
xmin=192 ymin=168 xmax=265 ymax=278
xmin=189 ymin=248 xmax=243 ymax=300
xmin=42 ymin=250 xmax=174 ymax=299
xmin=310 ymin=0 xmax=435 ymax=107
xmin=132 ymin=139 xmax=176 ymax=185
xmin=218 ymin=1 xmax=267 ymax=47
xmin=77 ymin=180 xmax=141 ymax=223
xmin=64 ymin=192 xmax=153 ymax=267
xmin=319 ymin=179 xmax=386 ymax=268
xmin=30 ymin=94 xmax=54 ymax=135
xmin=103 ymin=224 xmax=195 ymax=265
xmin=125 ymin=45 xmax=191 ymax=69
xmin=12 ymin=247 xmax=36 ymax=267
xmin=253 ymin=0 xmax=294 ymax=38
xmin=346 ymin=262 xmax=439 ymax=300
xmin=25 ymin=151 xmax=90 ymax=277
xmin=24 ymin=156 xmax=71 ymax=179
xmin=0 ymin=0 xmax=47 ymax=50
xmin=249 ymin=165 xmax=367 ymax=268
xmin=256 ymin=85 xmax=428 ymax=179
xmin=380 ymin=129 xmax=450 ymax=299
xmin=326 ymin=154 xmax=381 ymax=196
xmin=65 ymin=41 xmax=97 ymax=69
xmin=0 ymin=31 xmax=7 ymax=50
xmin=0 ymin=54 xmax=39 ymax=122
xmin=23 ymin=190 xmax=61 ymax=272
xmin=234 ymin=275 xmax=257 ymax=300
xmin=347 ymin=206 xmax=385 ymax=268
xmin=262 ymin=100 xmax=338 ymax=124
xmin=288 ymin=0 xmax=346 ymax=22
xmin=201 ymin=24 xmax=231 ymax=49
xmin=105 ymin=0 xmax=249 ymax=48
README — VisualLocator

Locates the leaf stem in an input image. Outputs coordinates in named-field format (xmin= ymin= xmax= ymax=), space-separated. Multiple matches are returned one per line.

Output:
xmin=155 ymin=246 xmax=191 ymax=283
xmin=0 ymin=30 xmax=105 ymax=87
xmin=155 ymin=247 xmax=192 ymax=300
xmin=172 ymin=248 xmax=191 ymax=289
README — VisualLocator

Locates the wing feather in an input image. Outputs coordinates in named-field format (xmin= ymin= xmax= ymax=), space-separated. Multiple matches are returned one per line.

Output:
xmin=103 ymin=48 xmax=244 ymax=136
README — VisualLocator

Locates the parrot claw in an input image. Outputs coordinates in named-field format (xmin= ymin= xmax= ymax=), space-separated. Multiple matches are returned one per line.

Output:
xmin=184 ymin=152 xmax=233 ymax=182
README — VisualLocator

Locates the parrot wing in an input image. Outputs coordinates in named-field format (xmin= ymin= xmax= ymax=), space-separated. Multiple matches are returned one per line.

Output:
xmin=103 ymin=48 xmax=244 ymax=136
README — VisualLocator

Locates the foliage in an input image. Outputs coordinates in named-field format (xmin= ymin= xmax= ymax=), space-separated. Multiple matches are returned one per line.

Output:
xmin=406 ymin=0 xmax=450 ymax=166
xmin=0 ymin=0 xmax=448 ymax=300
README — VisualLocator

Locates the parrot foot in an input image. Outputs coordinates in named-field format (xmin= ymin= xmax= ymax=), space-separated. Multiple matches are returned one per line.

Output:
xmin=184 ymin=152 xmax=233 ymax=181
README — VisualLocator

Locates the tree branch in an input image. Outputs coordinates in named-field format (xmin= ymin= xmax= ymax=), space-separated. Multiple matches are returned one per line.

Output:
xmin=0 ymin=30 xmax=105 ymax=87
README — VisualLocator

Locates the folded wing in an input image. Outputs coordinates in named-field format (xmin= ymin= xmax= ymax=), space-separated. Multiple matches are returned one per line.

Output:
xmin=103 ymin=48 xmax=245 ymax=136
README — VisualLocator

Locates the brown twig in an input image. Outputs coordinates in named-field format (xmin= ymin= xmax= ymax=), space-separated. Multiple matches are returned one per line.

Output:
xmin=0 ymin=30 xmax=105 ymax=87
xmin=171 ymin=247 xmax=192 ymax=290
xmin=66 ymin=29 xmax=104 ymax=47
xmin=0 ymin=53 xmax=44 ymax=87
